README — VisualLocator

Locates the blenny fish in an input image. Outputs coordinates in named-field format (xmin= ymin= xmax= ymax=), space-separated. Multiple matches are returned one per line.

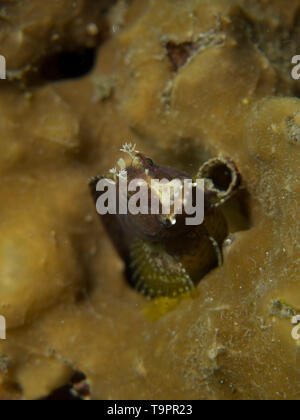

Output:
xmin=89 ymin=143 xmax=240 ymax=299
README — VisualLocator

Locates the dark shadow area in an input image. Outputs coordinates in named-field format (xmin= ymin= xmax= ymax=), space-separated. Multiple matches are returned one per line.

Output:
xmin=39 ymin=48 xmax=97 ymax=82
xmin=165 ymin=41 xmax=197 ymax=72
xmin=42 ymin=371 xmax=89 ymax=401
xmin=222 ymin=188 xmax=252 ymax=233
xmin=204 ymin=162 xmax=233 ymax=192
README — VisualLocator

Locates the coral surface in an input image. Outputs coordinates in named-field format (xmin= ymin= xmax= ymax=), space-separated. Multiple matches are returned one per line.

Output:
xmin=0 ymin=0 xmax=299 ymax=400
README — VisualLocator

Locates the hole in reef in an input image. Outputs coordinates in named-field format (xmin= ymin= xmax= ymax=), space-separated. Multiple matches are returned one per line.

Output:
xmin=165 ymin=41 xmax=197 ymax=72
xmin=206 ymin=163 xmax=233 ymax=192
xmin=39 ymin=47 xmax=97 ymax=82
xmin=42 ymin=371 xmax=89 ymax=400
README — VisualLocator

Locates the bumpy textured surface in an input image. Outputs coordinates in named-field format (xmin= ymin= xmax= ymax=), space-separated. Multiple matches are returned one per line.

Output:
xmin=0 ymin=0 xmax=299 ymax=400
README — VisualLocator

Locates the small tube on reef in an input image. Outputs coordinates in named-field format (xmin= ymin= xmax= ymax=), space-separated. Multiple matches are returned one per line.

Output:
xmin=197 ymin=156 xmax=241 ymax=209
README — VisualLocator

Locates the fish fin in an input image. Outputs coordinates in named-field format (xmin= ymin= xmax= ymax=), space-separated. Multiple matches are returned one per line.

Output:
xmin=130 ymin=238 xmax=194 ymax=298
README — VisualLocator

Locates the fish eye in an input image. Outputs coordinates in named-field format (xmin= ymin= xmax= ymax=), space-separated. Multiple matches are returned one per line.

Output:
xmin=146 ymin=158 xmax=154 ymax=166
